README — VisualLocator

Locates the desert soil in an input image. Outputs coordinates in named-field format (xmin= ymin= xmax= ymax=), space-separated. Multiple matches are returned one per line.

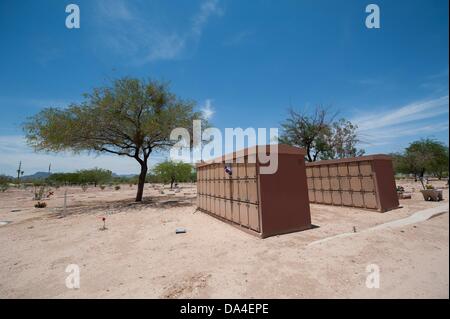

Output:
xmin=0 ymin=180 xmax=448 ymax=298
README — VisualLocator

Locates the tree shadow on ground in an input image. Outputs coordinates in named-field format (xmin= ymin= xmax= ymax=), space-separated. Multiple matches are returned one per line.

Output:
xmin=48 ymin=195 xmax=197 ymax=219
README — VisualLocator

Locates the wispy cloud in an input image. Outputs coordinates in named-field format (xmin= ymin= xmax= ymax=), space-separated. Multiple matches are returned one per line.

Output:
xmin=354 ymin=95 xmax=449 ymax=131
xmin=426 ymin=68 xmax=449 ymax=80
xmin=0 ymin=97 xmax=73 ymax=109
xmin=360 ymin=122 xmax=449 ymax=145
xmin=353 ymin=95 xmax=449 ymax=146
xmin=201 ymin=99 xmax=215 ymax=120
xmin=191 ymin=0 xmax=223 ymax=37
xmin=420 ymin=68 xmax=449 ymax=94
xmin=223 ymin=30 xmax=254 ymax=46
xmin=97 ymin=0 xmax=134 ymax=20
xmin=94 ymin=0 xmax=224 ymax=64
xmin=352 ymin=78 xmax=382 ymax=86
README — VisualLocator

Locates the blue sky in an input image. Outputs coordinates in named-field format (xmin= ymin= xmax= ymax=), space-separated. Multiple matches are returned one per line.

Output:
xmin=0 ymin=0 xmax=448 ymax=175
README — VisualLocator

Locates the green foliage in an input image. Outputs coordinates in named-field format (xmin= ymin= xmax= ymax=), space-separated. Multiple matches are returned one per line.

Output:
xmin=279 ymin=107 xmax=364 ymax=162
xmin=114 ymin=185 xmax=121 ymax=191
xmin=47 ymin=168 xmax=112 ymax=186
xmin=327 ymin=119 xmax=365 ymax=159
xmin=146 ymin=173 xmax=164 ymax=183
xmin=0 ymin=175 xmax=13 ymax=184
xmin=78 ymin=168 xmax=112 ymax=186
xmin=23 ymin=77 xmax=204 ymax=201
xmin=393 ymin=139 xmax=449 ymax=188
xmin=47 ymin=172 xmax=80 ymax=185
xmin=33 ymin=184 xmax=48 ymax=200
xmin=112 ymin=175 xmax=138 ymax=185
xmin=190 ymin=170 xmax=197 ymax=183
xmin=151 ymin=161 xmax=194 ymax=188
xmin=396 ymin=186 xmax=405 ymax=193
xmin=0 ymin=175 xmax=12 ymax=192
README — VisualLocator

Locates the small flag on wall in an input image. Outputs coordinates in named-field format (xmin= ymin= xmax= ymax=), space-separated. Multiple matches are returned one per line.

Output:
xmin=224 ymin=166 xmax=232 ymax=176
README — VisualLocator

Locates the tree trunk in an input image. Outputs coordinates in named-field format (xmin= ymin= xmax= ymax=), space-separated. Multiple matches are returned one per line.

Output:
xmin=419 ymin=168 xmax=426 ymax=190
xmin=135 ymin=162 xmax=148 ymax=202
xmin=306 ymin=145 xmax=313 ymax=162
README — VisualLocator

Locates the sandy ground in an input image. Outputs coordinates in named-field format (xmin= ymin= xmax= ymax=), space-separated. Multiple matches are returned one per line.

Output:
xmin=0 ymin=180 xmax=448 ymax=298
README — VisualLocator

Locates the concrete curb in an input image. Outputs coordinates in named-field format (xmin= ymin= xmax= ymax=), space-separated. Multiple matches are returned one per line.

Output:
xmin=308 ymin=203 xmax=449 ymax=246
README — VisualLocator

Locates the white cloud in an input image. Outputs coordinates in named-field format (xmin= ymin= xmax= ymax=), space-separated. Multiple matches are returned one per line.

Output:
xmin=353 ymin=95 xmax=449 ymax=131
xmin=95 ymin=0 xmax=224 ymax=63
xmin=353 ymin=95 xmax=449 ymax=146
xmin=420 ymin=69 xmax=449 ymax=94
xmin=201 ymin=99 xmax=215 ymax=120
xmin=223 ymin=30 xmax=254 ymax=46
xmin=97 ymin=0 xmax=134 ymax=20
xmin=358 ymin=122 xmax=449 ymax=146
xmin=191 ymin=0 xmax=223 ymax=36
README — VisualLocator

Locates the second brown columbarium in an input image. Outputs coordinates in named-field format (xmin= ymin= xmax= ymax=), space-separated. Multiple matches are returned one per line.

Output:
xmin=196 ymin=144 xmax=312 ymax=238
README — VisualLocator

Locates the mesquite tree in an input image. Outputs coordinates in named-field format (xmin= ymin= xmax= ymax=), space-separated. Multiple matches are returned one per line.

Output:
xmin=279 ymin=107 xmax=365 ymax=162
xmin=393 ymin=138 xmax=449 ymax=187
xmin=24 ymin=78 xmax=202 ymax=201
xmin=152 ymin=161 xmax=193 ymax=189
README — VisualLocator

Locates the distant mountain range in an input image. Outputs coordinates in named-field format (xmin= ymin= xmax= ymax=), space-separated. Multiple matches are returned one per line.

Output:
xmin=3 ymin=172 xmax=137 ymax=180
xmin=21 ymin=172 xmax=51 ymax=181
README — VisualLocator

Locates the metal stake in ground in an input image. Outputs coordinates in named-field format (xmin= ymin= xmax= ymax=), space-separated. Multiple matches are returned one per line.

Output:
xmin=63 ymin=189 xmax=67 ymax=217
xmin=100 ymin=217 xmax=107 ymax=231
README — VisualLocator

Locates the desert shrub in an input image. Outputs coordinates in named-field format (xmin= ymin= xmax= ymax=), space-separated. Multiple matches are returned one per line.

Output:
xmin=396 ymin=186 xmax=405 ymax=193
xmin=33 ymin=184 xmax=47 ymax=200
xmin=425 ymin=184 xmax=434 ymax=189
xmin=100 ymin=185 xmax=106 ymax=190
xmin=114 ymin=185 xmax=121 ymax=191
xmin=81 ymin=184 xmax=88 ymax=192
xmin=0 ymin=175 xmax=12 ymax=192
xmin=34 ymin=201 xmax=47 ymax=208
xmin=22 ymin=183 xmax=32 ymax=190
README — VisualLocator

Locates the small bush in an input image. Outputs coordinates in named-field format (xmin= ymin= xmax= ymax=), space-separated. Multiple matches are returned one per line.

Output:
xmin=425 ymin=184 xmax=434 ymax=189
xmin=0 ymin=175 xmax=12 ymax=188
xmin=396 ymin=186 xmax=405 ymax=193
xmin=34 ymin=201 xmax=47 ymax=208
xmin=34 ymin=185 xmax=47 ymax=200
xmin=114 ymin=185 xmax=121 ymax=191
xmin=100 ymin=185 xmax=106 ymax=190
xmin=81 ymin=184 xmax=88 ymax=192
